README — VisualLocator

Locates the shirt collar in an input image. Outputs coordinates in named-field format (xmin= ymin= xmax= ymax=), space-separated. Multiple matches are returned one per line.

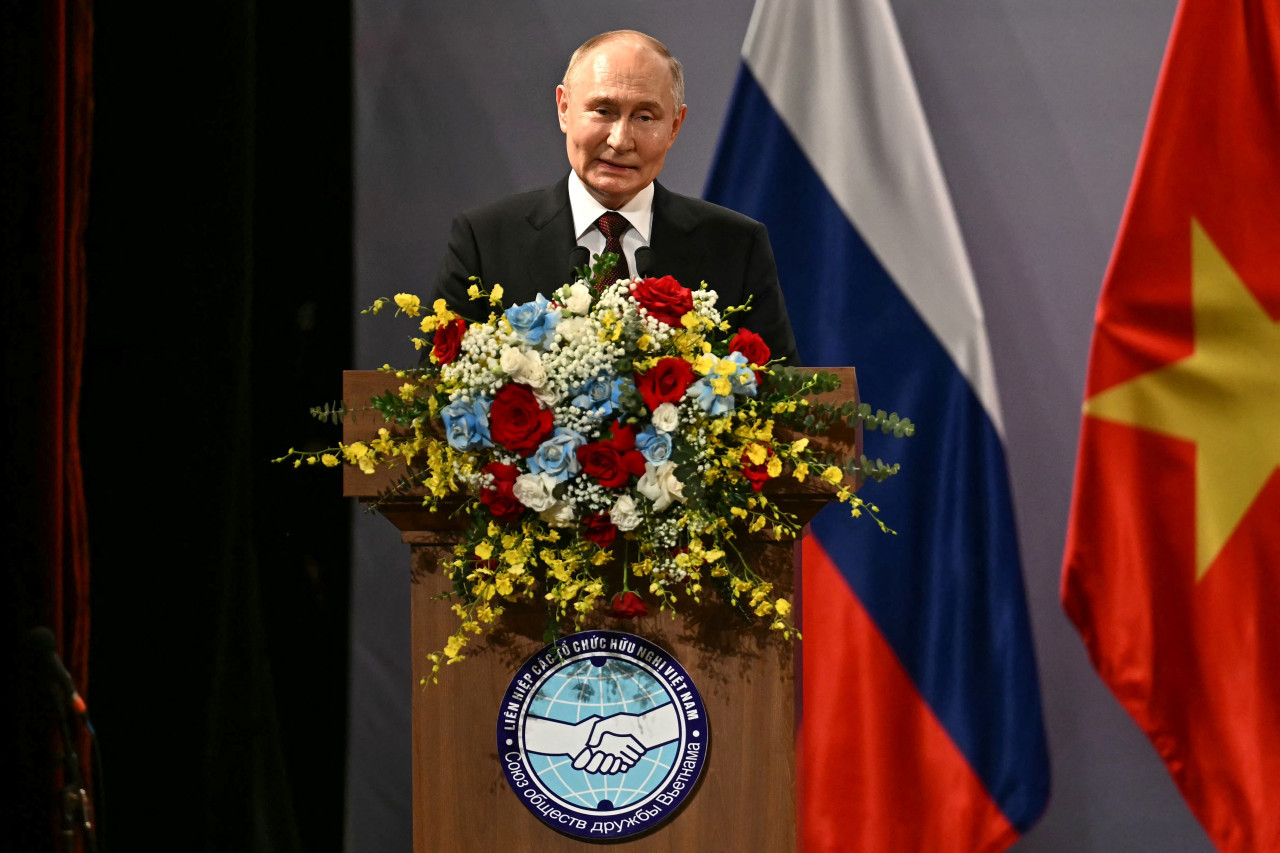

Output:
xmin=567 ymin=173 xmax=654 ymax=242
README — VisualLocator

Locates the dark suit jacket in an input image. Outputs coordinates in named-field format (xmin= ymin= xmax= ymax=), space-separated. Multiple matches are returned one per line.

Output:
xmin=428 ymin=179 xmax=799 ymax=365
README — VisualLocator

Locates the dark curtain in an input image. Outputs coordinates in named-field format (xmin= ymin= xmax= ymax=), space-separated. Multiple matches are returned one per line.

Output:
xmin=3 ymin=0 xmax=353 ymax=850
xmin=2 ymin=0 xmax=93 ymax=849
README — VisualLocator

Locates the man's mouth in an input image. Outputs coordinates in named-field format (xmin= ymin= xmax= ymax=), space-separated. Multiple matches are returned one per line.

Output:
xmin=596 ymin=159 xmax=636 ymax=173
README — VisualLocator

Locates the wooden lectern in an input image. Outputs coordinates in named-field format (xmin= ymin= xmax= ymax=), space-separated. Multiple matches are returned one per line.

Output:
xmin=342 ymin=368 xmax=858 ymax=852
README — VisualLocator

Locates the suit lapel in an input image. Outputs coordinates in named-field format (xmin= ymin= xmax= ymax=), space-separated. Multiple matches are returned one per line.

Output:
xmin=648 ymin=182 xmax=708 ymax=281
xmin=517 ymin=180 xmax=707 ymax=292
xmin=524 ymin=180 xmax=577 ymax=296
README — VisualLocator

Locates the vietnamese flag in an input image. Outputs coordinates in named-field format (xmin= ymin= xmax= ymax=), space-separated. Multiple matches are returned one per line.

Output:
xmin=1061 ymin=1 xmax=1280 ymax=850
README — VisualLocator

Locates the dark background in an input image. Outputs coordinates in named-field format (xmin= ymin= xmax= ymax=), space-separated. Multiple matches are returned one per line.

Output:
xmin=4 ymin=2 xmax=354 ymax=851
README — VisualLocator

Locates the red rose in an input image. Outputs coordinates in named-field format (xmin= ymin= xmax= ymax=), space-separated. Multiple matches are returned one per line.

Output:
xmin=608 ymin=590 xmax=649 ymax=619
xmin=632 ymin=275 xmax=694 ymax=326
xmin=582 ymin=512 xmax=617 ymax=547
xmin=489 ymin=383 xmax=554 ymax=455
xmin=729 ymin=328 xmax=771 ymax=369
xmin=740 ymin=448 xmax=774 ymax=492
xmin=605 ymin=420 xmax=639 ymax=452
xmin=433 ymin=317 xmax=466 ymax=364
xmin=576 ymin=422 xmax=646 ymax=488
xmin=635 ymin=357 xmax=696 ymax=412
xmin=479 ymin=462 xmax=523 ymax=522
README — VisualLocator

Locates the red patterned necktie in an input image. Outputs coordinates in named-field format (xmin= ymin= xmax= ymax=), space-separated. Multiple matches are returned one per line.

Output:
xmin=594 ymin=211 xmax=631 ymax=292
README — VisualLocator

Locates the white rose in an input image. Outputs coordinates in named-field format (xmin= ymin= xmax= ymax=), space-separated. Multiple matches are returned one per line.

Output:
xmin=651 ymin=402 xmax=680 ymax=432
xmin=565 ymin=282 xmax=592 ymax=315
xmin=499 ymin=347 xmax=547 ymax=388
xmin=531 ymin=384 xmax=560 ymax=409
xmin=610 ymin=494 xmax=642 ymax=532
xmin=512 ymin=472 xmax=558 ymax=512
xmin=539 ymin=500 xmax=576 ymax=526
xmin=636 ymin=461 xmax=686 ymax=512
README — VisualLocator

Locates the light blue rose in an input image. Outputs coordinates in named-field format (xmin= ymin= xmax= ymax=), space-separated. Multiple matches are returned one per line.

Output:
xmin=440 ymin=397 xmax=493 ymax=451
xmin=726 ymin=351 xmax=758 ymax=397
xmin=636 ymin=426 xmax=673 ymax=465
xmin=527 ymin=428 xmax=586 ymax=482
xmin=572 ymin=374 xmax=623 ymax=418
xmin=504 ymin=294 xmax=560 ymax=347
xmin=689 ymin=377 xmax=735 ymax=416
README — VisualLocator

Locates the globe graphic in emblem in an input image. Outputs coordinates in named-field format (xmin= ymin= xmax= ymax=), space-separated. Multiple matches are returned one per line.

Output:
xmin=523 ymin=657 xmax=682 ymax=812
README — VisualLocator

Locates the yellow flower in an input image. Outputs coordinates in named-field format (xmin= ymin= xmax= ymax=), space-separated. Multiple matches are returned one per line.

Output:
xmin=711 ymin=376 xmax=732 ymax=397
xmin=792 ymin=462 xmax=810 ymax=481
xmin=692 ymin=354 xmax=716 ymax=375
xmin=766 ymin=456 xmax=783 ymax=478
xmin=744 ymin=443 xmax=768 ymax=465
xmin=320 ymin=453 xmax=340 ymax=467
xmin=637 ymin=334 xmax=653 ymax=351
xmin=474 ymin=541 xmax=493 ymax=561
xmin=749 ymin=515 xmax=767 ymax=533
xmin=443 ymin=634 xmax=466 ymax=659
xmin=775 ymin=598 xmax=792 ymax=618
xmin=466 ymin=284 xmax=481 ymax=300
xmin=790 ymin=438 xmax=809 ymax=454
xmin=822 ymin=466 xmax=844 ymax=484
xmin=730 ymin=506 xmax=748 ymax=519
xmin=490 ymin=284 xmax=504 ymax=305
xmin=680 ymin=312 xmax=700 ymax=330
xmin=393 ymin=293 xmax=421 ymax=317
xmin=419 ymin=315 xmax=439 ymax=333
xmin=398 ymin=382 xmax=417 ymax=402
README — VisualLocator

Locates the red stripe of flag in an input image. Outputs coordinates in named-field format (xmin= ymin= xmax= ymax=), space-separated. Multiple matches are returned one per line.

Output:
xmin=801 ymin=537 xmax=1017 ymax=853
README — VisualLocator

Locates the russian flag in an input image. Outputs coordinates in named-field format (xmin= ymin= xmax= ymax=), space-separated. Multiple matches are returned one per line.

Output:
xmin=704 ymin=1 xmax=1051 ymax=850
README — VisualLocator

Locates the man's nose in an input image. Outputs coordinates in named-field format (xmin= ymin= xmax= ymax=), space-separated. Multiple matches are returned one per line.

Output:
xmin=607 ymin=119 xmax=635 ymax=152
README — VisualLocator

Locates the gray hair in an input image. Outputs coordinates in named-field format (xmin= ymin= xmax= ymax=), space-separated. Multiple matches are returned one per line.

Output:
xmin=562 ymin=30 xmax=686 ymax=111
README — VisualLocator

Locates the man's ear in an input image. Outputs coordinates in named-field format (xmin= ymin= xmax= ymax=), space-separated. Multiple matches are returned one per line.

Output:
xmin=556 ymin=84 xmax=570 ymax=133
xmin=667 ymin=104 xmax=687 ymax=148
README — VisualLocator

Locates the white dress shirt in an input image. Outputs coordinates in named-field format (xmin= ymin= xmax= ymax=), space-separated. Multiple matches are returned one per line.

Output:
xmin=567 ymin=173 xmax=654 ymax=277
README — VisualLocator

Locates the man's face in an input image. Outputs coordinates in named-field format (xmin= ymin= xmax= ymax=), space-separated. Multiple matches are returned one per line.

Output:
xmin=557 ymin=39 xmax=686 ymax=210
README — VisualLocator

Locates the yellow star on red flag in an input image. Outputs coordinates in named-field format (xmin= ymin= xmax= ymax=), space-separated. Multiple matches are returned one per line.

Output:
xmin=1084 ymin=219 xmax=1280 ymax=581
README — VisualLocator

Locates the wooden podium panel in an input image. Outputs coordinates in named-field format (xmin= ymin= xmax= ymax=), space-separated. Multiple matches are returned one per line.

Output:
xmin=406 ymin=533 xmax=798 ymax=852
xmin=341 ymin=368 xmax=858 ymax=852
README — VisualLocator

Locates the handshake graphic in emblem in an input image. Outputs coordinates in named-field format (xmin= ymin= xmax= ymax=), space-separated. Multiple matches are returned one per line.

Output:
xmin=524 ymin=704 xmax=681 ymax=775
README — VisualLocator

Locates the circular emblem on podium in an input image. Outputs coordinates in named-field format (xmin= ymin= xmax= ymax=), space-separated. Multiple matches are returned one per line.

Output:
xmin=496 ymin=630 xmax=709 ymax=841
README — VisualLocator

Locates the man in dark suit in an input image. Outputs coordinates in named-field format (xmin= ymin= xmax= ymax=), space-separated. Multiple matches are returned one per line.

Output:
xmin=428 ymin=30 xmax=799 ymax=366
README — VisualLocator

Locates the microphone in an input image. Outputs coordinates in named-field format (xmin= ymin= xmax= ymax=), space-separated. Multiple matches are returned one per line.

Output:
xmin=634 ymin=246 xmax=653 ymax=278
xmin=26 ymin=627 xmax=89 ymax=717
xmin=569 ymin=246 xmax=589 ymax=279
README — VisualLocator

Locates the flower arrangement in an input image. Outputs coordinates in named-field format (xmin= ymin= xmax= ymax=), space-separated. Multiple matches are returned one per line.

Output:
xmin=279 ymin=255 xmax=911 ymax=683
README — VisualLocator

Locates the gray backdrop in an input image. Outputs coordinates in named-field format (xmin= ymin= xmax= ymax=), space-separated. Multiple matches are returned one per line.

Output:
xmin=350 ymin=2 xmax=1210 ymax=850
